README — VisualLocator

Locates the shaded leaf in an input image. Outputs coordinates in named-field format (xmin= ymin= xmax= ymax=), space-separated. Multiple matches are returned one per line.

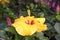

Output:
xmin=56 ymin=15 xmax=60 ymax=21
xmin=36 ymin=32 xmax=49 ymax=40
xmin=0 ymin=23 xmax=7 ymax=30
xmin=55 ymin=34 xmax=60 ymax=40
xmin=4 ymin=27 xmax=17 ymax=34
xmin=54 ymin=23 xmax=60 ymax=34
xmin=0 ymin=30 xmax=5 ymax=38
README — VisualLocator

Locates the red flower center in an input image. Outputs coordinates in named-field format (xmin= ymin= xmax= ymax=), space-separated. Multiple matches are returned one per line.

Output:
xmin=25 ymin=20 xmax=35 ymax=25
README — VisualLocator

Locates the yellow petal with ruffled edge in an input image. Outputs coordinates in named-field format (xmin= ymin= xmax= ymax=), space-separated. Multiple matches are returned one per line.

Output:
xmin=36 ymin=18 xmax=45 ymax=23
xmin=15 ymin=16 xmax=25 ymax=22
xmin=36 ymin=24 xmax=47 ymax=32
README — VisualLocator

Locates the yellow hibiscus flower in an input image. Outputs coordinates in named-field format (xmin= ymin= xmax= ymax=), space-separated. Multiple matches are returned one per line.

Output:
xmin=12 ymin=9 xmax=48 ymax=36
xmin=0 ymin=0 xmax=9 ymax=4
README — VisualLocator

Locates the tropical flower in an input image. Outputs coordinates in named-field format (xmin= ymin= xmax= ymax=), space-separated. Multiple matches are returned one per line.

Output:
xmin=0 ymin=0 xmax=9 ymax=4
xmin=12 ymin=9 xmax=47 ymax=36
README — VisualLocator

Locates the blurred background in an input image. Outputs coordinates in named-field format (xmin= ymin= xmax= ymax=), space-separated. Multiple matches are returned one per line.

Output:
xmin=0 ymin=0 xmax=60 ymax=40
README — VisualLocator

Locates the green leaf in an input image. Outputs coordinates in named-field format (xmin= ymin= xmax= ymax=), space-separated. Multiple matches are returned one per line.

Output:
xmin=30 ymin=3 xmax=34 ymax=9
xmin=0 ymin=30 xmax=5 ymax=38
xmin=4 ymin=27 xmax=17 ymax=34
xmin=25 ymin=36 xmax=35 ymax=40
xmin=36 ymin=32 xmax=49 ymax=40
xmin=15 ymin=35 xmax=20 ymax=40
xmin=19 ymin=10 xmax=27 ymax=16
xmin=47 ymin=15 xmax=55 ymax=23
xmin=56 ymin=15 xmax=60 ymax=21
xmin=0 ymin=22 xmax=7 ymax=30
xmin=55 ymin=34 xmax=60 ymax=40
xmin=15 ymin=33 xmax=25 ymax=40
xmin=0 ymin=30 xmax=7 ymax=40
xmin=54 ymin=23 xmax=60 ymax=34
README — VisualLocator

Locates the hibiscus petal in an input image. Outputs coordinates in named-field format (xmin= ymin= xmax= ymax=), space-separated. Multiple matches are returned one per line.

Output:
xmin=36 ymin=18 xmax=45 ymax=23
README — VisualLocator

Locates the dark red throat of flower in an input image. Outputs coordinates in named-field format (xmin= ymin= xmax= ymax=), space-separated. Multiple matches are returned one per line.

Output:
xmin=25 ymin=20 xmax=35 ymax=25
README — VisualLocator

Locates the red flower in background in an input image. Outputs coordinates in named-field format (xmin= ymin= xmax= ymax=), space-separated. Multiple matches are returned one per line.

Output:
xmin=6 ymin=17 xmax=12 ymax=26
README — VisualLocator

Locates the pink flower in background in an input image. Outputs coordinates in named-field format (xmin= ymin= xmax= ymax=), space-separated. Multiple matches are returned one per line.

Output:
xmin=56 ymin=5 xmax=59 ymax=12
xmin=52 ymin=2 xmax=55 ymax=7
xmin=0 ymin=38 xmax=4 ymax=40
xmin=6 ymin=17 xmax=12 ymax=26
